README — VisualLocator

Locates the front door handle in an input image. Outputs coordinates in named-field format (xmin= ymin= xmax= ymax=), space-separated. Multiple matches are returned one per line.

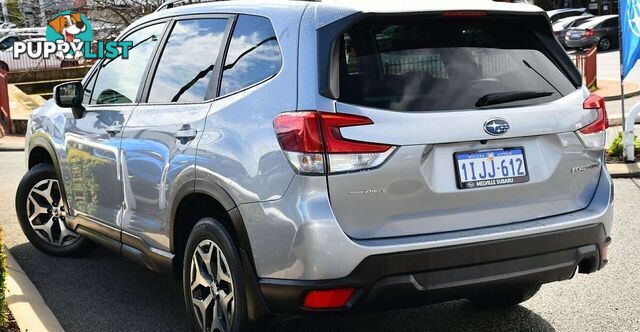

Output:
xmin=106 ymin=121 xmax=123 ymax=135
xmin=175 ymin=124 xmax=197 ymax=142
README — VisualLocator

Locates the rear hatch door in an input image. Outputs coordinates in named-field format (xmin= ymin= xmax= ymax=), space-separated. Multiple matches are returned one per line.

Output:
xmin=325 ymin=12 xmax=603 ymax=239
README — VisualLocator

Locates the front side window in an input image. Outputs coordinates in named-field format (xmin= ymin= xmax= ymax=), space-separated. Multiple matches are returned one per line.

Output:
xmin=219 ymin=15 xmax=282 ymax=96
xmin=147 ymin=18 xmax=228 ymax=103
xmin=88 ymin=23 xmax=166 ymax=105
xmin=339 ymin=16 xmax=576 ymax=112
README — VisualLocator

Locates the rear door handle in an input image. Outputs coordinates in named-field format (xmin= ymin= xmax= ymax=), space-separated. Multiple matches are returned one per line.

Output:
xmin=175 ymin=124 xmax=197 ymax=142
xmin=106 ymin=121 xmax=123 ymax=135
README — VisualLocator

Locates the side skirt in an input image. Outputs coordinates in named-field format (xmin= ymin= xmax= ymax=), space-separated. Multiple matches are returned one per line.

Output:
xmin=71 ymin=214 xmax=174 ymax=275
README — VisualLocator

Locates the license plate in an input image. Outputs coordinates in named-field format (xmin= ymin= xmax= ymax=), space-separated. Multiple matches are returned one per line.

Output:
xmin=454 ymin=147 xmax=529 ymax=189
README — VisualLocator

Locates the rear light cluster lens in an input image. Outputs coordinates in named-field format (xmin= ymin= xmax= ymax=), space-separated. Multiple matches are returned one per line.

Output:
xmin=273 ymin=111 xmax=396 ymax=175
xmin=328 ymin=151 xmax=395 ymax=174
xmin=583 ymin=29 xmax=595 ymax=38
xmin=577 ymin=94 xmax=608 ymax=149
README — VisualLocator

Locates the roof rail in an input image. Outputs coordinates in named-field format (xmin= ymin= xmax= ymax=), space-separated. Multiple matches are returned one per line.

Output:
xmin=155 ymin=0 xmax=320 ymax=12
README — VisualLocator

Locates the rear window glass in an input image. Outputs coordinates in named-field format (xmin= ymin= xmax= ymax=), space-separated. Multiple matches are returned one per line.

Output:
xmin=576 ymin=17 xmax=609 ymax=29
xmin=338 ymin=16 xmax=576 ymax=112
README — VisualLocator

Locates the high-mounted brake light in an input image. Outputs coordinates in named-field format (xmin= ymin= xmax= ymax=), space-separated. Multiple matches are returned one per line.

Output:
xmin=441 ymin=11 xmax=487 ymax=17
xmin=273 ymin=111 xmax=395 ymax=175
xmin=577 ymin=94 xmax=608 ymax=149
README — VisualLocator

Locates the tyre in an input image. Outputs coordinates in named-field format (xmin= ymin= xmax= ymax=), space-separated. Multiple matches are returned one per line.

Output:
xmin=468 ymin=284 xmax=541 ymax=308
xmin=183 ymin=218 xmax=247 ymax=332
xmin=598 ymin=37 xmax=611 ymax=51
xmin=15 ymin=163 xmax=95 ymax=256
xmin=0 ymin=61 xmax=8 ymax=71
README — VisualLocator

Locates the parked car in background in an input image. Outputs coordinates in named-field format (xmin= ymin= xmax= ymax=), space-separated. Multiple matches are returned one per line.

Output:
xmin=0 ymin=34 xmax=25 ymax=51
xmin=565 ymin=15 xmax=619 ymax=51
xmin=547 ymin=8 xmax=587 ymax=23
xmin=0 ymin=38 xmax=63 ymax=71
xmin=553 ymin=14 xmax=594 ymax=47
xmin=0 ymin=34 xmax=42 ymax=51
xmin=0 ymin=28 xmax=45 ymax=52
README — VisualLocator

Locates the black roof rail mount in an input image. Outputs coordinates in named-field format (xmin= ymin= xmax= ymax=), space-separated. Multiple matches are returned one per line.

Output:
xmin=155 ymin=0 xmax=321 ymax=12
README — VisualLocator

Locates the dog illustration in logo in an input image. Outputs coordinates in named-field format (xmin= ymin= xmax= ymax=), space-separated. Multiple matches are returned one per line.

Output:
xmin=48 ymin=13 xmax=86 ymax=61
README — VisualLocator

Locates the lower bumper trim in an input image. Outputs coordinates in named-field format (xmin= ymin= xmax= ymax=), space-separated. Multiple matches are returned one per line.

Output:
xmin=258 ymin=224 xmax=608 ymax=314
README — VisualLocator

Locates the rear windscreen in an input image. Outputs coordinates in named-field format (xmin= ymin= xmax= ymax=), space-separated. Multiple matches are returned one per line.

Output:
xmin=576 ymin=18 xmax=605 ymax=29
xmin=338 ymin=15 xmax=577 ymax=112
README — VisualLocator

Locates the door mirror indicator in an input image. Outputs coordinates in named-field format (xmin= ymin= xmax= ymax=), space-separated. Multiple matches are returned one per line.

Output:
xmin=54 ymin=81 xmax=85 ymax=119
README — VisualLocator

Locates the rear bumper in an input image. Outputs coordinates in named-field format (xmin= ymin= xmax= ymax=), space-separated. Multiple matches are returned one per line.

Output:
xmin=565 ymin=38 xmax=597 ymax=48
xmin=259 ymin=223 xmax=610 ymax=314
xmin=241 ymin=167 xmax=613 ymax=281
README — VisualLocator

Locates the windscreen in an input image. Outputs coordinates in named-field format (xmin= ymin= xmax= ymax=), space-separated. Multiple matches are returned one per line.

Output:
xmin=338 ymin=15 xmax=577 ymax=112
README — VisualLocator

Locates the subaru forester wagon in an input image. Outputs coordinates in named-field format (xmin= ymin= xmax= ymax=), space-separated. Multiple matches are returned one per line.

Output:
xmin=16 ymin=0 xmax=614 ymax=330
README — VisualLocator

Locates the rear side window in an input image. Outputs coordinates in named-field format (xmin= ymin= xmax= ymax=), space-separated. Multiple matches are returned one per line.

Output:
xmin=148 ymin=18 xmax=228 ymax=103
xmin=219 ymin=15 xmax=281 ymax=96
xmin=338 ymin=16 xmax=576 ymax=112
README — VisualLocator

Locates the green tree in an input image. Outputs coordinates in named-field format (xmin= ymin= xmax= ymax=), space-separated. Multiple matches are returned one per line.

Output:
xmin=5 ymin=0 xmax=25 ymax=27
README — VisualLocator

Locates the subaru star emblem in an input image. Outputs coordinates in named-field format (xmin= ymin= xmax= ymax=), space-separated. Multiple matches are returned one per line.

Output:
xmin=484 ymin=118 xmax=510 ymax=136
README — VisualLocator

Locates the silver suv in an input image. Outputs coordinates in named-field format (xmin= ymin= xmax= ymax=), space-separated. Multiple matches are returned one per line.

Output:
xmin=16 ymin=1 xmax=614 ymax=331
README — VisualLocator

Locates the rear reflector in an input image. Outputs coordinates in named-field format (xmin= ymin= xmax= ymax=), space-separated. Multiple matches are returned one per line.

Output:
xmin=577 ymin=94 xmax=608 ymax=149
xmin=302 ymin=288 xmax=355 ymax=309
xmin=274 ymin=111 xmax=395 ymax=175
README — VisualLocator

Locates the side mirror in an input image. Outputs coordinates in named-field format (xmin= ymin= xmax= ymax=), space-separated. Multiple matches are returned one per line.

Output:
xmin=54 ymin=81 xmax=85 ymax=119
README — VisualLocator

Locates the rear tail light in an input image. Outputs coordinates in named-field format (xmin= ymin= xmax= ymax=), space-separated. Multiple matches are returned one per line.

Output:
xmin=302 ymin=288 xmax=355 ymax=309
xmin=577 ymin=94 xmax=608 ymax=149
xmin=583 ymin=29 xmax=594 ymax=38
xmin=273 ymin=111 xmax=395 ymax=175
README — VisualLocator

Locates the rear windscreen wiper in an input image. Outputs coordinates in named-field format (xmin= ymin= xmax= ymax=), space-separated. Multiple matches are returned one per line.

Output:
xmin=475 ymin=90 xmax=554 ymax=107
xmin=522 ymin=59 xmax=563 ymax=96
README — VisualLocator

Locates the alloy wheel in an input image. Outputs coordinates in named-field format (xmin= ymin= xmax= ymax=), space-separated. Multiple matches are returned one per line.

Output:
xmin=26 ymin=179 xmax=79 ymax=246
xmin=190 ymin=239 xmax=235 ymax=332
xmin=599 ymin=38 xmax=610 ymax=51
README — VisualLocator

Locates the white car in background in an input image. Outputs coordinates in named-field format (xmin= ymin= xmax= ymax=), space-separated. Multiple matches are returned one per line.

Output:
xmin=0 ymin=38 xmax=63 ymax=72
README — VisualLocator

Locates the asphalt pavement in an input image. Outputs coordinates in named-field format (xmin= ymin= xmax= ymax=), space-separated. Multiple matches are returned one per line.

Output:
xmin=1 ymin=150 xmax=639 ymax=331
